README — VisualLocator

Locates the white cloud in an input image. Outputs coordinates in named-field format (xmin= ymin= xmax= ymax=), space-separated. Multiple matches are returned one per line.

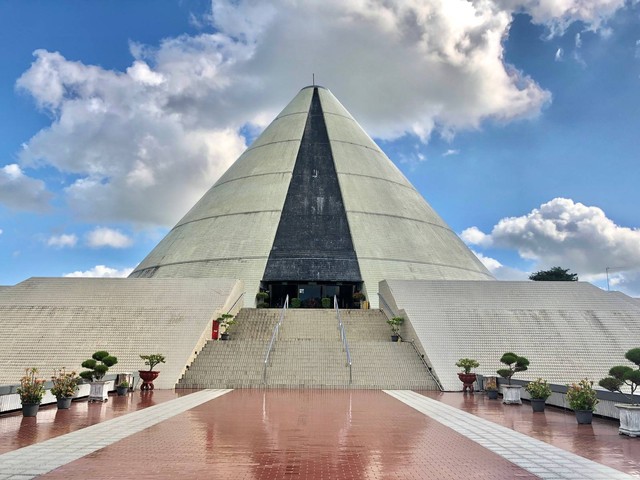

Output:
xmin=443 ymin=149 xmax=459 ymax=157
xmin=0 ymin=229 xmax=3 ymax=235
xmin=86 ymin=227 xmax=133 ymax=248
xmin=555 ymin=48 xmax=564 ymax=61
xmin=63 ymin=265 xmax=134 ymax=278
xmin=0 ymin=164 xmax=51 ymax=212
xmin=13 ymin=0 xmax=631 ymax=226
xmin=47 ymin=233 xmax=78 ymax=248
xmin=471 ymin=250 xmax=530 ymax=281
xmin=463 ymin=198 xmax=640 ymax=279
xmin=496 ymin=0 xmax=629 ymax=34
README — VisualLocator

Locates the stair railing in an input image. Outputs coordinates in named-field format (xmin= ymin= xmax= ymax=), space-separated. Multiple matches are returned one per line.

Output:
xmin=263 ymin=294 xmax=288 ymax=383
xmin=334 ymin=295 xmax=352 ymax=385
xmin=225 ymin=291 xmax=246 ymax=315
xmin=378 ymin=293 xmax=443 ymax=391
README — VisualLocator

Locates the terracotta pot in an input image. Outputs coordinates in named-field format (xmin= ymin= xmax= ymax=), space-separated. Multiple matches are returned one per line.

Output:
xmin=138 ymin=370 xmax=160 ymax=391
xmin=457 ymin=373 xmax=477 ymax=393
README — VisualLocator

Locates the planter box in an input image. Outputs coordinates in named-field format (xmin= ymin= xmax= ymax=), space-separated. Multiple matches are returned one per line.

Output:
xmin=502 ymin=385 xmax=522 ymax=405
xmin=89 ymin=381 xmax=109 ymax=402
xmin=616 ymin=404 xmax=640 ymax=437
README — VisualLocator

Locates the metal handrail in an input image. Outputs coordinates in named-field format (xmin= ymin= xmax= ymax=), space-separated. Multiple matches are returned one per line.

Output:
xmin=263 ymin=295 xmax=288 ymax=383
xmin=335 ymin=295 xmax=352 ymax=384
xmin=378 ymin=293 xmax=443 ymax=391
xmin=225 ymin=291 xmax=246 ymax=315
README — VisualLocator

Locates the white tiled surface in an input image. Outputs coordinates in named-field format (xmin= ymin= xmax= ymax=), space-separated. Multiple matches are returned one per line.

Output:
xmin=381 ymin=280 xmax=640 ymax=391
xmin=386 ymin=390 xmax=633 ymax=480
xmin=0 ymin=278 xmax=242 ymax=388
xmin=0 ymin=389 xmax=231 ymax=480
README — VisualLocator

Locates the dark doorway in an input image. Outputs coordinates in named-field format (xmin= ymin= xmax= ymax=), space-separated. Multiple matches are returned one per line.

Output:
xmin=265 ymin=282 xmax=359 ymax=308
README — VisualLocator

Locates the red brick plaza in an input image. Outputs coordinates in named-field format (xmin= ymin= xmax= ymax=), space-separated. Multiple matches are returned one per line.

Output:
xmin=1 ymin=389 xmax=639 ymax=479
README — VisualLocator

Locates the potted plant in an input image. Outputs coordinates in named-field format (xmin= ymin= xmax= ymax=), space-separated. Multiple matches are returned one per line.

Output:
xmin=386 ymin=316 xmax=404 ymax=342
xmin=485 ymin=377 xmax=499 ymax=400
xmin=80 ymin=351 xmax=118 ymax=402
xmin=352 ymin=291 xmax=365 ymax=308
xmin=598 ymin=347 xmax=640 ymax=436
xmin=321 ymin=297 xmax=331 ymax=309
xmin=50 ymin=368 xmax=80 ymax=409
xmin=497 ymin=352 xmax=529 ymax=404
xmin=16 ymin=368 xmax=45 ymax=417
xmin=290 ymin=297 xmax=301 ymax=308
xmin=525 ymin=378 xmax=552 ymax=412
xmin=219 ymin=314 xmax=236 ymax=340
xmin=116 ymin=381 xmax=130 ymax=396
xmin=455 ymin=358 xmax=479 ymax=393
xmin=256 ymin=291 xmax=269 ymax=308
xmin=567 ymin=379 xmax=599 ymax=424
xmin=139 ymin=354 xmax=166 ymax=391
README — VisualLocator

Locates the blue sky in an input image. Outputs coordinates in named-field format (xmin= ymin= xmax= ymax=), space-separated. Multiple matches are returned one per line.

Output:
xmin=1 ymin=1 xmax=639 ymax=294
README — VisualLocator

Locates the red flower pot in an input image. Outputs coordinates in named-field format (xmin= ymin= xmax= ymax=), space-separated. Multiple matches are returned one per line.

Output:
xmin=138 ymin=370 xmax=160 ymax=391
xmin=457 ymin=373 xmax=477 ymax=393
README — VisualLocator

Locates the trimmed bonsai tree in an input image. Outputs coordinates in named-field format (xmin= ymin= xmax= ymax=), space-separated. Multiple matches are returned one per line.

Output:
xmin=256 ymin=291 xmax=269 ymax=308
xmin=497 ymin=352 xmax=529 ymax=385
xmin=456 ymin=358 xmax=479 ymax=374
xmin=599 ymin=348 xmax=640 ymax=404
xmin=80 ymin=351 xmax=118 ymax=382
xmin=140 ymin=354 xmax=166 ymax=371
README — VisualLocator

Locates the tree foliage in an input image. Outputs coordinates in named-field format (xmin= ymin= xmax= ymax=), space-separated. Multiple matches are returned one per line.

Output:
xmin=529 ymin=266 xmax=578 ymax=282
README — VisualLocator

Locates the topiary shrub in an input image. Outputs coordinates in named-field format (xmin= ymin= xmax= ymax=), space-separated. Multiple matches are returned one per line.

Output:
xmin=257 ymin=302 xmax=269 ymax=308
xmin=290 ymin=298 xmax=301 ymax=308
xmin=256 ymin=291 xmax=269 ymax=301
xmin=497 ymin=352 xmax=529 ymax=385
xmin=321 ymin=297 xmax=331 ymax=309
xmin=599 ymin=348 xmax=640 ymax=404
xmin=80 ymin=351 xmax=118 ymax=382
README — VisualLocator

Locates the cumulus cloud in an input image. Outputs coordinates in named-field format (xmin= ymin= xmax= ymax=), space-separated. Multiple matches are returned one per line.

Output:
xmin=463 ymin=198 xmax=640 ymax=283
xmin=0 ymin=164 xmax=51 ymax=211
xmin=47 ymin=233 xmax=78 ymax=248
xmin=13 ymin=0 xmax=631 ymax=226
xmin=496 ymin=0 xmax=629 ymax=34
xmin=64 ymin=265 xmax=134 ymax=278
xmin=86 ymin=227 xmax=133 ymax=248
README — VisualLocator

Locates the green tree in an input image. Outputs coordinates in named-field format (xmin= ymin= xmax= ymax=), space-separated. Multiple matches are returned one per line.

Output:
xmin=529 ymin=266 xmax=578 ymax=281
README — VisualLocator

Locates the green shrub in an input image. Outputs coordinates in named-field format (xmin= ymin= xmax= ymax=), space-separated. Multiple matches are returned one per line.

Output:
xmin=599 ymin=348 xmax=640 ymax=404
xmin=257 ymin=302 xmax=269 ymax=308
xmin=455 ymin=358 xmax=479 ymax=374
xmin=567 ymin=379 xmax=598 ymax=411
xmin=256 ymin=292 xmax=269 ymax=301
xmin=290 ymin=298 xmax=301 ymax=308
xmin=525 ymin=378 xmax=552 ymax=400
xmin=497 ymin=352 xmax=529 ymax=385
xmin=321 ymin=297 xmax=331 ymax=309
xmin=140 ymin=354 xmax=166 ymax=371
xmin=386 ymin=316 xmax=404 ymax=335
xmin=80 ymin=351 xmax=118 ymax=382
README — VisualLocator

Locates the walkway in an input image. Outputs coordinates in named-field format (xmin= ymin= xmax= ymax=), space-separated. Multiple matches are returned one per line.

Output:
xmin=0 ymin=389 xmax=638 ymax=479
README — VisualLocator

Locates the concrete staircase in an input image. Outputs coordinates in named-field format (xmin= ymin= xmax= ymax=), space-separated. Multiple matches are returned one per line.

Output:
xmin=177 ymin=308 xmax=438 ymax=390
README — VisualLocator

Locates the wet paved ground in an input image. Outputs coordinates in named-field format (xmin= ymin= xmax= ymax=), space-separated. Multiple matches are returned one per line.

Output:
xmin=0 ymin=389 xmax=638 ymax=479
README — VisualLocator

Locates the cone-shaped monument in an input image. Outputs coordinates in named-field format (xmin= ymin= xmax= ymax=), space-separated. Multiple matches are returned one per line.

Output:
xmin=130 ymin=86 xmax=493 ymax=306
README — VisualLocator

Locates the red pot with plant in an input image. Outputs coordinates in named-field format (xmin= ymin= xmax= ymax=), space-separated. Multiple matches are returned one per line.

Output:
xmin=138 ymin=354 xmax=166 ymax=391
xmin=456 ymin=358 xmax=480 ymax=393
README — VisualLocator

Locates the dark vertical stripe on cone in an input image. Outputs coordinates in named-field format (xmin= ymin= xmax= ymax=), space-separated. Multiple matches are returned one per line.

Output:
xmin=262 ymin=88 xmax=362 ymax=282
